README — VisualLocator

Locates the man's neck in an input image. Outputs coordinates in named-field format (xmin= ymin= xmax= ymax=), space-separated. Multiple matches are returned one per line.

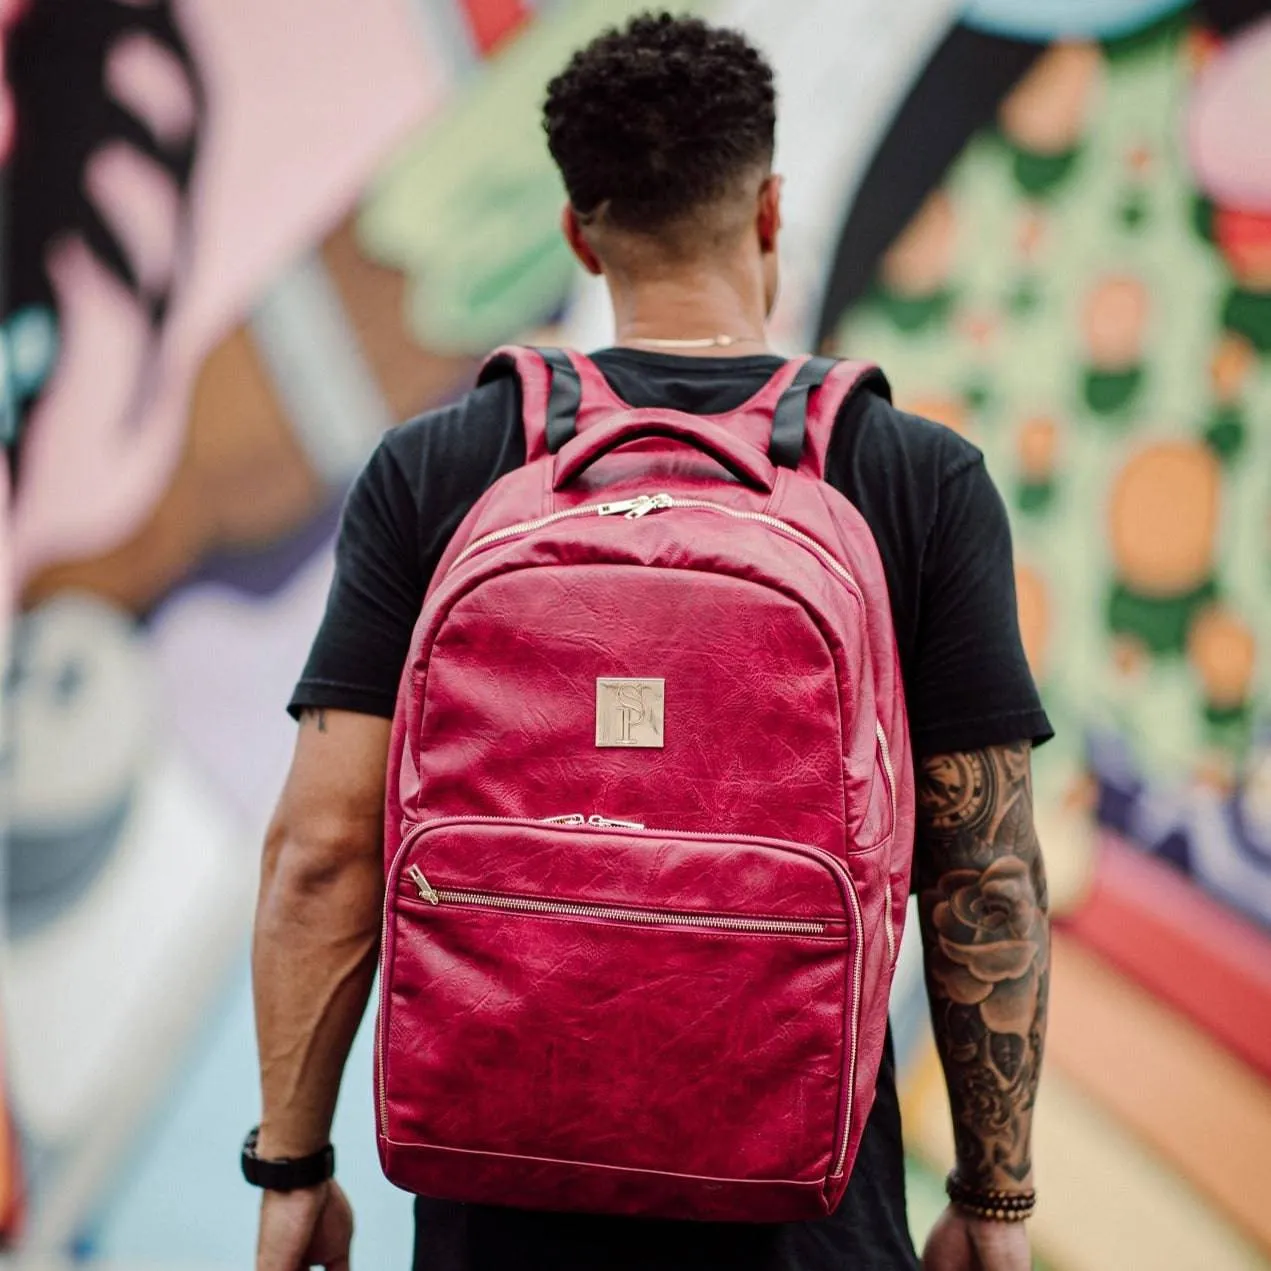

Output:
xmin=607 ymin=267 xmax=771 ymax=358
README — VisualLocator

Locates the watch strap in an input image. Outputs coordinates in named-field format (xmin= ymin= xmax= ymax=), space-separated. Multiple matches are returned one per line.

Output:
xmin=241 ymin=1126 xmax=335 ymax=1191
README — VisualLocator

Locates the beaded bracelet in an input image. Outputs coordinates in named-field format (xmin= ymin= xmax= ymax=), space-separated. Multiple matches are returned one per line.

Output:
xmin=945 ymin=1171 xmax=1037 ymax=1223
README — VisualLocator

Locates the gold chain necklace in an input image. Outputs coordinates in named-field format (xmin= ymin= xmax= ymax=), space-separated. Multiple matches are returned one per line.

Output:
xmin=623 ymin=333 xmax=766 ymax=350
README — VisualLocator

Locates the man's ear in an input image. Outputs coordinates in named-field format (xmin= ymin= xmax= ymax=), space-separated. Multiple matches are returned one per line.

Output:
xmin=561 ymin=204 xmax=604 ymax=276
xmin=757 ymin=174 xmax=783 ymax=254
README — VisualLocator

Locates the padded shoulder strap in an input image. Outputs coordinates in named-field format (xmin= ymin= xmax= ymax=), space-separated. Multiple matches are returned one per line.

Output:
xmin=769 ymin=357 xmax=837 ymax=469
xmin=477 ymin=346 xmax=583 ymax=462
xmin=771 ymin=358 xmax=890 ymax=480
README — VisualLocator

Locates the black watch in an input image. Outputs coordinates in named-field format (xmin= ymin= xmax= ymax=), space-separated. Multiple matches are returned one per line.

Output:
xmin=241 ymin=1126 xmax=335 ymax=1191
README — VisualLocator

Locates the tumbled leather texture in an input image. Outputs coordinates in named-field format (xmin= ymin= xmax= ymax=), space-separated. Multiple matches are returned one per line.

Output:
xmin=379 ymin=348 xmax=915 ymax=1223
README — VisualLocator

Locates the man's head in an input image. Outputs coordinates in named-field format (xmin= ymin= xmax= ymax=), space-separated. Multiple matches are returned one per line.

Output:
xmin=544 ymin=13 xmax=780 ymax=301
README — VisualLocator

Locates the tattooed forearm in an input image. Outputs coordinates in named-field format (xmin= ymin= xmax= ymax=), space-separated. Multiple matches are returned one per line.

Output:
xmin=915 ymin=741 xmax=1050 ymax=1192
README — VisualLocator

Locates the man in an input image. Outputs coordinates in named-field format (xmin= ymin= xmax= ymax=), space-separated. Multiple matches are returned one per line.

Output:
xmin=251 ymin=13 xmax=1051 ymax=1271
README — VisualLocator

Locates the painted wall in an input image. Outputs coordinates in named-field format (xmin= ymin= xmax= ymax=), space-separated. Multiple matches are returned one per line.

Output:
xmin=1 ymin=1 xmax=1268 ymax=1267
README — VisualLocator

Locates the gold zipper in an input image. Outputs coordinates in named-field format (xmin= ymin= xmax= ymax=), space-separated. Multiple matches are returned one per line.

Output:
xmin=875 ymin=723 xmax=898 ymax=965
xmin=451 ymin=503 xmax=608 ymax=568
xmin=449 ymin=490 xmax=864 ymax=605
xmin=401 ymin=872 xmax=827 ymax=936
xmin=379 ymin=815 xmax=866 ymax=1174
xmin=648 ymin=496 xmax=863 ymax=600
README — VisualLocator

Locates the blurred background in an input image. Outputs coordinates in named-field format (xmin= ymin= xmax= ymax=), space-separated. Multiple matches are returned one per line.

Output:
xmin=0 ymin=0 xmax=1268 ymax=1266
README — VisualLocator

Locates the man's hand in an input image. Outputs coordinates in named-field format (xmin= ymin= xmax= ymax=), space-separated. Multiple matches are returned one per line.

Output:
xmin=922 ymin=1206 xmax=1031 ymax=1271
xmin=256 ymin=1181 xmax=354 ymax=1271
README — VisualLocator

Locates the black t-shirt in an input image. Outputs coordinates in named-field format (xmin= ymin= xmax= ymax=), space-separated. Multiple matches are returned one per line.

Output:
xmin=291 ymin=349 xmax=1052 ymax=1271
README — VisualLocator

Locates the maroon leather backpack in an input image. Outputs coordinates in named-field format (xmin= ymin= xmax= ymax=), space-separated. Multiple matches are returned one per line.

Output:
xmin=377 ymin=348 xmax=915 ymax=1223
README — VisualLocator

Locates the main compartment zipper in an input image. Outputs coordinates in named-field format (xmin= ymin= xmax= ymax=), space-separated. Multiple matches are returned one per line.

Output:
xmin=451 ymin=490 xmax=863 ymax=601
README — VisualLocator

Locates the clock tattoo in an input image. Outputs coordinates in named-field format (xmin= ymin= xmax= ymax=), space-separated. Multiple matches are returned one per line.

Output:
xmin=917 ymin=750 xmax=998 ymax=836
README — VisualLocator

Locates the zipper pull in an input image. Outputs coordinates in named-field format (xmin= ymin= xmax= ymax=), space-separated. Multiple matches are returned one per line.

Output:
xmin=541 ymin=813 xmax=586 ymax=826
xmin=406 ymin=865 xmax=440 ymax=905
xmin=587 ymin=814 xmax=646 ymax=829
xmin=597 ymin=495 xmax=654 ymax=517
xmin=626 ymin=493 xmax=673 ymax=519
xmin=596 ymin=493 xmax=673 ymax=519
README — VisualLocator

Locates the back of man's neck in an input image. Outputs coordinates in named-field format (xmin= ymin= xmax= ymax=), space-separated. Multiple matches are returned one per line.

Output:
xmin=608 ymin=272 xmax=771 ymax=357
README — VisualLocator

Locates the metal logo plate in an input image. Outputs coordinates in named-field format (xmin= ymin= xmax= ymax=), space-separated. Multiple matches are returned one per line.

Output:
xmin=595 ymin=678 xmax=665 ymax=748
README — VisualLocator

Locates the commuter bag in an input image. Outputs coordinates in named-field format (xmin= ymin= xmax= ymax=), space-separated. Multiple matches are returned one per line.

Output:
xmin=376 ymin=348 xmax=914 ymax=1222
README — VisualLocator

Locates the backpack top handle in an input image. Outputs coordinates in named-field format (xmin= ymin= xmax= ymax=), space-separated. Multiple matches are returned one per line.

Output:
xmin=552 ymin=410 xmax=777 ymax=493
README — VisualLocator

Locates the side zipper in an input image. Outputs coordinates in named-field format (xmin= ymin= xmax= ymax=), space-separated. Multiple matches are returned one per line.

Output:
xmin=875 ymin=723 xmax=898 ymax=966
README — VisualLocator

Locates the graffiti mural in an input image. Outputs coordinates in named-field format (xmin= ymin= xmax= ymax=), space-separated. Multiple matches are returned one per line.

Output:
xmin=2 ymin=0 xmax=1269 ymax=1267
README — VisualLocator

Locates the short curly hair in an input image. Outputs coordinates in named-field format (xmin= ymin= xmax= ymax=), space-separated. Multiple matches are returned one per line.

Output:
xmin=543 ymin=12 xmax=776 ymax=234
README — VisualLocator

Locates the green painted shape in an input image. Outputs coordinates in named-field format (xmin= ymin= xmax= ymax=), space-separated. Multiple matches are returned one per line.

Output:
xmin=1083 ymin=364 xmax=1145 ymax=416
xmin=1191 ymin=193 xmax=1215 ymax=244
xmin=1203 ymin=404 xmax=1246 ymax=462
xmin=965 ymin=379 xmax=993 ymax=412
xmin=1119 ymin=189 xmax=1150 ymax=231
xmin=1222 ymin=286 xmax=1271 ymax=355
xmin=356 ymin=0 xmax=709 ymax=353
xmin=1106 ymin=576 xmax=1218 ymax=656
xmin=1005 ymin=140 xmax=1080 ymax=199
xmin=1008 ymin=276 xmax=1042 ymax=316
xmin=1100 ymin=5 xmax=1190 ymax=61
xmin=1017 ymin=478 xmax=1056 ymax=515
xmin=1204 ymin=699 xmax=1251 ymax=729
xmin=1204 ymin=699 xmax=1253 ymax=757
xmin=875 ymin=285 xmax=956 ymax=334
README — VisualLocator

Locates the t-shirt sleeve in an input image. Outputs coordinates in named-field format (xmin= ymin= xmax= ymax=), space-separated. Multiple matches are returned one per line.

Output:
xmin=907 ymin=457 xmax=1053 ymax=757
xmin=288 ymin=441 xmax=425 ymax=720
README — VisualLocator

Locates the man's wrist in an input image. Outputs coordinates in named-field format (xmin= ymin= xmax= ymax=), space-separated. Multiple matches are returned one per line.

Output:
xmin=946 ymin=1169 xmax=1036 ymax=1222
xmin=242 ymin=1126 xmax=336 ymax=1191
xmin=255 ymin=1117 xmax=332 ymax=1161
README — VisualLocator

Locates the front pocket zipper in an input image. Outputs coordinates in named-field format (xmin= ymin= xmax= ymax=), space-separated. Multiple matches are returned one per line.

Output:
xmin=401 ymin=868 xmax=827 ymax=937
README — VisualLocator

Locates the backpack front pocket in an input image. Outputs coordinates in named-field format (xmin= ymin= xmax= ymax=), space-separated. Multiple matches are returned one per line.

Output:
xmin=378 ymin=817 xmax=860 ymax=1191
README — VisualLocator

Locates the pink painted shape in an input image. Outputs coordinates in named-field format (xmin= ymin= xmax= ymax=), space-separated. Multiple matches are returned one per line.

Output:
xmin=1060 ymin=832 xmax=1271 ymax=1080
xmin=85 ymin=142 xmax=182 ymax=296
xmin=11 ymin=0 xmax=446 ymax=588
xmin=105 ymin=31 xmax=198 ymax=148
xmin=0 ymin=0 xmax=24 ymax=162
xmin=14 ymin=238 xmax=156 ymax=569
xmin=1187 ymin=16 xmax=1271 ymax=213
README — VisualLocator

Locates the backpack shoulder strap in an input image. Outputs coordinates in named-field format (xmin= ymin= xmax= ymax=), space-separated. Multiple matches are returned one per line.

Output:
xmin=478 ymin=346 xmax=582 ymax=462
xmin=479 ymin=346 xmax=632 ymax=461
xmin=770 ymin=357 xmax=891 ymax=480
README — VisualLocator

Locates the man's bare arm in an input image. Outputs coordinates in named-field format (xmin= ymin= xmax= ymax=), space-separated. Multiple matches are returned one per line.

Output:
xmin=252 ymin=708 xmax=391 ymax=1157
xmin=914 ymin=741 xmax=1050 ymax=1192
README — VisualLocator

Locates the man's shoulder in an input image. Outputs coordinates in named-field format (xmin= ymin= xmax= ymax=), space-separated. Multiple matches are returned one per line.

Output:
xmin=844 ymin=387 xmax=985 ymax=486
xmin=378 ymin=376 xmax=521 ymax=474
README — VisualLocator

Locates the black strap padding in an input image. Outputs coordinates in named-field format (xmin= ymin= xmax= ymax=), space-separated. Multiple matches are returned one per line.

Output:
xmin=537 ymin=347 xmax=583 ymax=454
xmin=769 ymin=356 xmax=837 ymax=469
